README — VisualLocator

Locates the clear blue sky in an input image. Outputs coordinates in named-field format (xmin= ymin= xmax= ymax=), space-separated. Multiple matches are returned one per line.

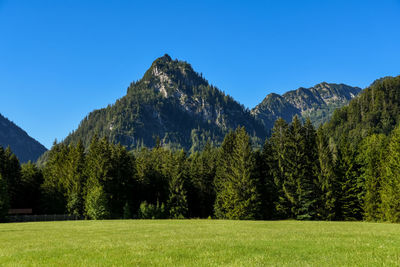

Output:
xmin=1 ymin=0 xmax=399 ymax=149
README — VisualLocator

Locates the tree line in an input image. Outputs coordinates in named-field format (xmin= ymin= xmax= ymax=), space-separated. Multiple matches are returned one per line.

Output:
xmin=1 ymin=115 xmax=400 ymax=222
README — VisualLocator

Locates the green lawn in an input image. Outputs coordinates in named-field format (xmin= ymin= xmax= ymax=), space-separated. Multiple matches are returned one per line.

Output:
xmin=0 ymin=220 xmax=399 ymax=266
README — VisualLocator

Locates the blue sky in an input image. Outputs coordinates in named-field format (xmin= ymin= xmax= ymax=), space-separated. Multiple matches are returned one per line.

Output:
xmin=1 ymin=0 xmax=400 ymax=149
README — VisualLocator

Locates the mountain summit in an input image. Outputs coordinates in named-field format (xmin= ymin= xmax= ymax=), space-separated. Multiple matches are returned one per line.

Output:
xmin=65 ymin=55 xmax=266 ymax=151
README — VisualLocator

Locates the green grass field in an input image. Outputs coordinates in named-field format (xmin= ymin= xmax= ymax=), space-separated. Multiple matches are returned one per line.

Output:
xmin=0 ymin=220 xmax=399 ymax=266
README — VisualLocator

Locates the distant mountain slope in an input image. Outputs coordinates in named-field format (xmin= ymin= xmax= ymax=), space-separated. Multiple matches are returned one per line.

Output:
xmin=0 ymin=113 xmax=47 ymax=162
xmin=325 ymin=75 xmax=400 ymax=144
xmin=252 ymin=82 xmax=362 ymax=129
xmin=64 ymin=54 xmax=267 ymax=151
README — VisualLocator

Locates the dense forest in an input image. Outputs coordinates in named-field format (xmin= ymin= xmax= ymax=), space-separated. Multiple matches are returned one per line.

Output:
xmin=1 ymin=75 xmax=399 ymax=223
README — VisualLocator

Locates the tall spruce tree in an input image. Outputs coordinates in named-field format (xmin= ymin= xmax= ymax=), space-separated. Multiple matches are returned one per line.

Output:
xmin=188 ymin=142 xmax=217 ymax=218
xmin=357 ymin=134 xmax=387 ymax=221
xmin=336 ymin=140 xmax=362 ymax=220
xmin=109 ymin=144 xmax=136 ymax=217
xmin=41 ymin=142 xmax=69 ymax=214
xmin=257 ymin=139 xmax=277 ymax=219
xmin=214 ymin=127 xmax=261 ymax=220
xmin=316 ymin=127 xmax=339 ymax=220
xmin=269 ymin=118 xmax=291 ymax=218
xmin=167 ymin=150 xmax=189 ymax=219
xmin=0 ymin=172 xmax=9 ymax=222
xmin=297 ymin=118 xmax=318 ymax=220
xmin=381 ymin=127 xmax=400 ymax=222
xmin=0 ymin=147 xmax=22 ymax=209
xmin=283 ymin=116 xmax=305 ymax=218
xmin=84 ymin=136 xmax=112 ymax=218
xmin=20 ymin=162 xmax=43 ymax=214
xmin=65 ymin=141 xmax=86 ymax=216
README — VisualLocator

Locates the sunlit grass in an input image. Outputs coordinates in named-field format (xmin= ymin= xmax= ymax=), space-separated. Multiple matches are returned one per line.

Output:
xmin=0 ymin=220 xmax=399 ymax=266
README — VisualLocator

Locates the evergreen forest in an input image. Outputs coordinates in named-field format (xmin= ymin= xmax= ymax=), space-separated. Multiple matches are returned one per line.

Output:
xmin=1 ymin=75 xmax=400 ymax=222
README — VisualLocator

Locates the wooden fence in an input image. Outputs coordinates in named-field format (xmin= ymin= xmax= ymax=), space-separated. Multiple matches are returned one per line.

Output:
xmin=6 ymin=214 xmax=83 ymax=223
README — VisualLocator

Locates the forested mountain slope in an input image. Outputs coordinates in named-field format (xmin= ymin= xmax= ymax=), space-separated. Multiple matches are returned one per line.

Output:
xmin=0 ymin=113 xmax=47 ymax=162
xmin=325 ymin=75 xmax=400 ymax=145
xmin=64 ymin=54 xmax=266 ymax=151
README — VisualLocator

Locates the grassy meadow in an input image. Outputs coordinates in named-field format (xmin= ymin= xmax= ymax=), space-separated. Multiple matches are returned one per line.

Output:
xmin=0 ymin=220 xmax=399 ymax=266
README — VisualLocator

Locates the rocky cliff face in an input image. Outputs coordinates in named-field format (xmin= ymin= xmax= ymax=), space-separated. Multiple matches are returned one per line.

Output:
xmin=252 ymin=82 xmax=362 ymax=129
xmin=0 ymin=113 xmax=47 ymax=162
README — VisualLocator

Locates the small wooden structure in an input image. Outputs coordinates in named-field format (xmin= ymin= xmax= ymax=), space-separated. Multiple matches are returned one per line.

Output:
xmin=8 ymin=209 xmax=33 ymax=215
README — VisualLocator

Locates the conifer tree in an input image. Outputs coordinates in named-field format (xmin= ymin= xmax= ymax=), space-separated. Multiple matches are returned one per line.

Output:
xmin=135 ymin=147 xmax=169 ymax=207
xmin=0 ymin=147 xmax=22 ymax=208
xmin=65 ymin=141 xmax=86 ymax=216
xmin=357 ymin=134 xmax=387 ymax=221
xmin=188 ymin=142 xmax=217 ymax=218
xmin=381 ymin=127 xmax=400 ymax=222
xmin=257 ymin=140 xmax=276 ymax=219
xmin=269 ymin=118 xmax=291 ymax=218
xmin=20 ymin=162 xmax=43 ymax=213
xmin=214 ymin=131 xmax=235 ymax=218
xmin=316 ymin=127 xmax=339 ymax=220
xmin=297 ymin=118 xmax=318 ymax=220
xmin=0 ymin=173 xmax=9 ymax=222
xmin=109 ymin=144 xmax=136 ymax=217
xmin=214 ymin=127 xmax=261 ymax=220
xmin=84 ymin=136 xmax=112 ymax=218
xmin=167 ymin=150 xmax=188 ymax=218
xmin=41 ymin=142 xmax=69 ymax=213
xmin=336 ymin=140 xmax=362 ymax=220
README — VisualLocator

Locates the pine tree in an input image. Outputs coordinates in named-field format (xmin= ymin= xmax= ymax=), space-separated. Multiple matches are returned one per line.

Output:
xmin=20 ymin=162 xmax=43 ymax=213
xmin=214 ymin=131 xmax=235 ymax=218
xmin=336 ymin=140 xmax=362 ymax=220
xmin=297 ymin=118 xmax=318 ymax=220
xmin=0 ymin=147 xmax=21 ymax=208
xmin=381 ymin=127 xmax=400 ymax=222
xmin=135 ymin=147 xmax=169 ymax=207
xmin=65 ymin=141 xmax=86 ymax=216
xmin=258 ymin=139 xmax=277 ymax=219
xmin=284 ymin=116 xmax=305 ymax=218
xmin=269 ymin=118 xmax=291 ymax=218
xmin=167 ymin=150 xmax=188 ymax=219
xmin=41 ymin=142 xmax=69 ymax=214
xmin=357 ymin=134 xmax=387 ymax=221
xmin=316 ymin=127 xmax=339 ymax=220
xmin=109 ymin=144 xmax=136 ymax=218
xmin=188 ymin=142 xmax=217 ymax=218
xmin=214 ymin=127 xmax=261 ymax=220
xmin=84 ymin=136 xmax=113 ymax=218
xmin=0 ymin=173 xmax=9 ymax=222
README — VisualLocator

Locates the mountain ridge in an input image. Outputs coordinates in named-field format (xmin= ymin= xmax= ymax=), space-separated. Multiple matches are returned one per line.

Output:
xmin=0 ymin=113 xmax=47 ymax=162
xmin=64 ymin=54 xmax=266 ymax=151
xmin=252 ymin=82 xmax=362 ymax=129
xmin=62 ymin=54 xmax=362 ymax=151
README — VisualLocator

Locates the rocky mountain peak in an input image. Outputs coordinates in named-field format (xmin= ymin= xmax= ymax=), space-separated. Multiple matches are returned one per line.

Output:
xmin=252 ymin=82 xmax=362 ymax=128
xmin=139 ymin=55 xmax=209 ymax=99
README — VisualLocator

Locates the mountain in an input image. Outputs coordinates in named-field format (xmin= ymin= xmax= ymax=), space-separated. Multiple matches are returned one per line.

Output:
xmin=252 ymin=82 xmax=362 ymax=129
xmin=0 ymin=113 xmax=47 ymax=162
xmin=64 ymin=54 xmax=267 ymax=151
xmin=325 ymin=75 xmax=400 ymax=144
